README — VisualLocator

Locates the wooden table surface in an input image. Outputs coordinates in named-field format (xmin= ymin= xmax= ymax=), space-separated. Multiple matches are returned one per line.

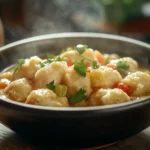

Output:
xmin=0 ymin=123 xmax=150 ymax=150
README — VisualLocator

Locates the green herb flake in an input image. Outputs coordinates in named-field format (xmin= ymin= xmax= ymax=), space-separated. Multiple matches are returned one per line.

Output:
xmin=39 ymin=62 xmax=46 ymax=68
xmin=13 ymin=59 xmax=25 ymax=74
xmin=116 ymin=61 xmax=129 ymax=75
xmin=55 ymin=56 xmax=62 ymax=61
xmin=46 ymin=54 xmax=55 ymax=59
xmin=74 ymin=59 xmax=87 ymax=77
xmin=104 ymin=57 xmax=110 ymax=65
xmin=47 ymin=58 xmax=54 ymax=63
xmin=76 ymin=44 xmax=88 ymax=55
xmin=46 ymin=81 xmax=55 ymax=90
xmin=92 ymin=60 xmax=99 ymax=69
xmin=70 ymin=88 xmax=86 ymax=104
xmin=47 ymin=56 xmax=62 ymax=63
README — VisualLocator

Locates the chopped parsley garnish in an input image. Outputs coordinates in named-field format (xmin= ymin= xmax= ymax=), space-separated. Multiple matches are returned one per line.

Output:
xmin=70 ymin=88 xmax=86 ymax=104
xmin=13 ymin=59 xmax=25 ymax=74
xmin=47 ymin=56 xmax=62 ymax=63
xmin=55 ymin=57 xmax=62 ymax=61
xmin=104 ymin=57 xmax=110 ymax=65
xmin=74 ymin=59 xmax=87 ymax=77
xmin=47 ymin=58 xmax=55 ymax=63
xmin=46 ymin=54 xmax=55 ymax=59
xmin=116 ymin=61 xmax=129 ymax=76
xmin=75 ymin=44 xmax=88 ymax=55
xmin=39 ymin=56 xmax=63 ymax=68
xmin=39 ymin=62 xmax=46 ymax=68
xmin=92 ymin=60 xmax=99 ymax=69
xmin=46 ymin=81 xmax=55 ymax=90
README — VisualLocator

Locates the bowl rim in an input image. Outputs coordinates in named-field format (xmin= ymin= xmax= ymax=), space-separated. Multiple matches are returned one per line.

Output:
xmin=0 ymin=32 xmax=150 ymax=51
xmin=0 ymin=32 xmax=150 ymax=112
xmin=1 ymin=95 xmax=150 ymax=111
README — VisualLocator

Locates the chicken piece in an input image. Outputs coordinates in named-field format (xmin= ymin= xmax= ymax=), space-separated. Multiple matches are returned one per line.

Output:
xmin=90 ymin=66 xmax=122 ymax=88
xmin=63 ymin=66 xmax=92 ymax=97
xmin=104 ymin=53 xmax=120 ymax=61
xmin=122 ymin=71 xmax=150 ymax=96
xmin=4 ymin=78 xmax=32 ymax=102
xmin=82 ymin=48 xmax=95 ymax=66
xmin=0 ymin=72 xmax=13 ymax=80
xmin=13 ymin=56 xmax=42 ymax=80
xmin=26 ymin=89 xmax=69 ymax=107
xmin=61 ymin=50 xmax=79 ymax=61
xmin=110 ymin=57 xmax=138 ymax=73
xmin=60 ymin=49 xmax=95 ymax=66
xmin=60 ymin=50 xmax=80 ymax=66
xmin=88 ymin=89 xmax=130 ymax=106
xmin=35 ymin=61 xmax=67 ymax=89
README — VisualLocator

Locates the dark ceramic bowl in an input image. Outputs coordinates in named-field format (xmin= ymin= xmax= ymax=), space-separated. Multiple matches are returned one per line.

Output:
xmin=0 ymin=33 xmax=150 ymax=149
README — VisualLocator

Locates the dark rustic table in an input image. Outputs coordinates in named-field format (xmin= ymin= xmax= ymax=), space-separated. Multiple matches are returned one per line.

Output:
xmin=0 ymin=123 xmax=150 ymax=150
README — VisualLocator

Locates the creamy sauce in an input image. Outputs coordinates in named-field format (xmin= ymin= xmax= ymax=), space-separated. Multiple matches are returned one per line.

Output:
xmin=0 ymin=45 xmax=150 ymax=107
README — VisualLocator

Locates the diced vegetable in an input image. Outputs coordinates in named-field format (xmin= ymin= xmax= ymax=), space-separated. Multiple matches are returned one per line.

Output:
xmin=54 ymin=84 xmax=67 ymax=97
xmin=94 ymin=51 xmax=105 ymax=64
xmin=106 ymin=63 xmax=116 ymax=69
xmin=114 ymin=82 xmax=133 ymax=95
xmin=87 ymin=67 xmax=91 ymax=73
xmin=0 ymin=79 xmax=10 ymax=89
xmin=67 ymin=60 xmax=74 ymax=67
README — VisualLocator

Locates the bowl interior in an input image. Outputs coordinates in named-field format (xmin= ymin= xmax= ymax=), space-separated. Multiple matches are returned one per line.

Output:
xmin=0 ymin=33 xmax=150 ymax=111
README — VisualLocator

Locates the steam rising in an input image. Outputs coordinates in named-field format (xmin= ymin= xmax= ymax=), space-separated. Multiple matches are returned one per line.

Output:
xmin=24 ymin=0 xmax=102 ymax=36
xmin=25 ymin=0 xmax=74 ymax=36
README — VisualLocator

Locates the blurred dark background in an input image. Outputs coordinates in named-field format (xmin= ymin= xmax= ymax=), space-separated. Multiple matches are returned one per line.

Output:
xmin=0 ymin=0 xmax=150 ymax=45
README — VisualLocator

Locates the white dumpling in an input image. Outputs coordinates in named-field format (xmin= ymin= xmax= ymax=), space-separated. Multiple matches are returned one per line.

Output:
xmin=82 ymin=48 xmax=95 ymax=66
xmin=13 ymin=56 xmax=42 ymax=80
xmin=60 ymin=49 xmax=95 ymax=66
xmin=122 ymin=71 xmax=150 ymax=96
xmin=60 ymin=50 xmax=81 ymax=66
xmin=104 ymin=53 xmax=120 ymax=61
xmin=88 ymin=88 xmax=130 ymax=106
xmin=90 ymin=66 xmax=122 ymax=88
xmin=4 ymin=78 xmax=32 ymax=102
xmin=63 ymin=66 xmax=92 ymax=97
xmin=35 ymin=61 xmax=67 ymax=89
xmin=26 ymin=89 xmax=69 ymax=107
